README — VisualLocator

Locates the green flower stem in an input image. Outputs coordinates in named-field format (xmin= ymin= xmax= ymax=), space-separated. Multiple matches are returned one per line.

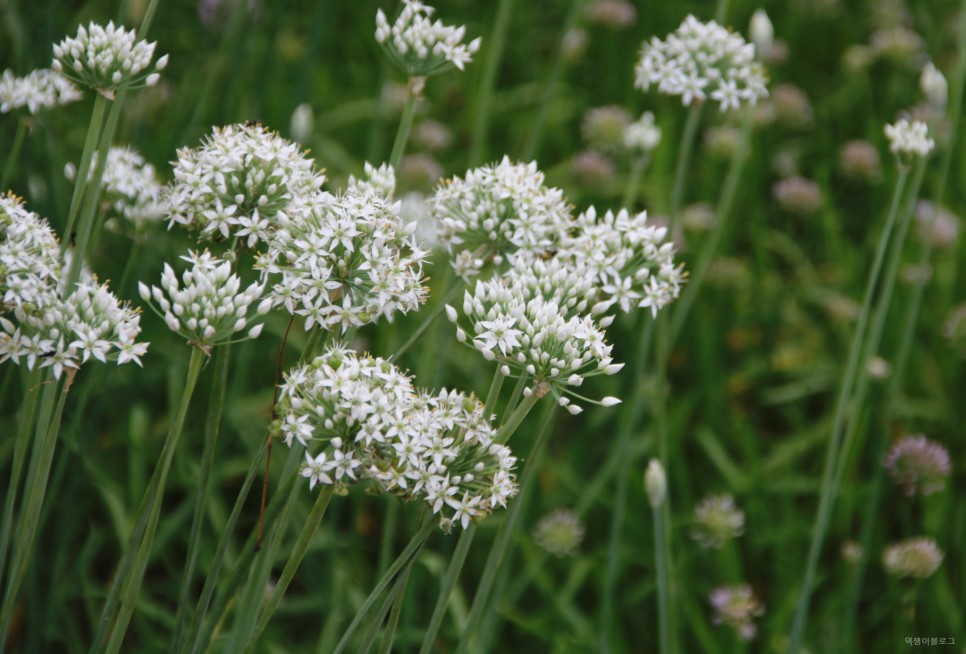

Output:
xmin=92 ymin=347 xmax=206 ymax=654
xmin=469 ymin=0 xmax=516 ymax=166
xmin=417 ymin=523 xmax=478 ymax=654
xmin=522 ymin=0 xmax=585 ymax=160
xmin=483 ymin=367 xmax=505 ymax=417
xmin=389 ymin=79 xmax=420 ymax=169
xmin=668 ymin=106 xmax=753 ymax=348
xmin=495 ymin=391 xmax=539 ymax=445
xmin=171 ymin=344 xmax=232 ymax=652
xmin=183 ymin=439 xmax=294 ymax=654
xmin=668 ymin=103 xmax=704 ymax=227
xmin=0 ymin=367 xmax=41 ymax=592
xmin=502 ymin=373 xmax=528 ymax=417
xmin=787 ymin=167 xmax=910 ymax=654
xmin=333 ymin=520 xmax=436 ymax=654
xmin=66 ymin=94 xmax=125 ymax=291
xmin=654 ymin=500 xmax=671 ymax=654
xmin=455 ymin=405 xmax=557 ymax=654
xmin=241 ymin=486 xmax=336 ymax=654
xmin=61 ymin=94 xmax=108 ymax=254
xmin=377 ymin=553 xmax=418 ymax=654
xmin=0 ymin=372 xmax=70 ymax=646
xmin=361 ymin=555 xmax=416 ymax=654
xmin=621 ymin=152 xmax=652 ymax=209
xmin=0 ymin=117 xmax=28 ymax=191
xmin=395 ymin=280 xmax=464 ymax=360
xmin=226 ymin=446 xmax=305 ymax=652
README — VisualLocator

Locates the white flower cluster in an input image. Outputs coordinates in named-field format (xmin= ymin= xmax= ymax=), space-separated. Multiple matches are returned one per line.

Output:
xmin=623 ymin=111 xmax=662 ymax=153
xmin=446 ymin=269 xmax=622 ymax=413
xmin=375 ymin=0 xmax=481 ymax=76
xmin=274 ymin=346 xmax=517 ymax=531
xmin=634 ymin=15 xmax=768 ymax=111
xmin=346 ymin=162 xmax=396 ymax=199
xmin=52 ymin=21 xmax=168 ymax=97
xmin=260 ymin=189 xmax=428 ymax=332
xmin=0 ymin=68 xmax=81 ymax=114
xmin=66 ymin=145 xmax=165 ymax=232
xmin=1 ymin=195 xmax=146 ymax=377
xmin=559 ymin=207 xmax=684 ymax=316
xmin=139 ymin=250 xmax=270 ymax=349
xmin=884 ymin=119 xmax=934 ymax=159
xmin=166 ymin=122 xmax=325 ymax=248
xmin=431 ymin=157 xmax=571 ymax=278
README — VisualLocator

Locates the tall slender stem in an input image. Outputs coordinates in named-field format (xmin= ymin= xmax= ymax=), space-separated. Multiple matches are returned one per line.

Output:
xmin=61 ymin=95 xmax=107 ymax=254
xmin=171 ymin=344 xmax=232 ymax=652
xmin=654 ymin=500 xmax=671 ymax=654
xmin=389 ymin=79 xmax=420 ymax=169
xmin=621 ymin=152 xmax=651 ymax=209
xmin=469 ymin=0 xmax=515 ymax=166
xmin=417 ymin=524 xmax=478 ymax=654
xmin=787 ymin=169 xmax=910 ymax=654
xmin=668 ymin=104 xmax=703 ymax=228
xmin=0 ymin=118 xmax=28 ymax=191
xmin=92 ymin=347 xmax=206 ymax=654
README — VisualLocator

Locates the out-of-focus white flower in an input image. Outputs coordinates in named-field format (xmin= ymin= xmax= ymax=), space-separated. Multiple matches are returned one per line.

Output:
xmin=431 ymin=157 xmax=571 ymax=279
xmin=920 ymin=62 xmax=947 ymax=115
xmin=0 ymin=68 xmax=81 ymax=114
xmin=884 ymin=434 xmax=951 ymax=496
xmin=289 ymin=102 xmax=314 ymax=143
xmin=375 ymin=0 xmax=481 ymax=77
xmin=884 ymin=119 xmax=934 ymax=159
xmin=583 ymin=0 xmax=636 ymax=29
xmin=582 ymin=105 xmax=633 ymax=153
xmin=533 ymin=508 xmax=585 ymax=556
xmin=635 ymin=15 xmax=768 ymax=111
xmin=749 ymin=9 xmax=773 ymax=60
xmin=139 ymin=250 xmax=270 ymax=350
xmin=691 ymin=494 xmax=745 ymax=549
xmin=709 ymin=584 xmax=764 ymax=641
xmin=260 ymin=188 xmax=427 ymax=333
xmin=644 ymin=459 xmax=666 ymax=508
xmin=165 ymin=122 xmax=325 ymax=248
xmin=66 ymin=145 xmax=164 ymax=232
xmin=52 ymin=21 xmax=168 ymax=98
xmin=882 ymin=537 xmax=943 ymax=578
xmin=623 ymin=111 xmax=662 ymax=153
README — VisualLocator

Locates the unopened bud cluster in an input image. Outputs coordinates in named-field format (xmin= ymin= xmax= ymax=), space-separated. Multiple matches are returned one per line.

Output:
xmin=139 ymin=250 xmax=270 ymax=349
xmin=375 ymin=0 xmax=481 ymax=77
xmin=52 ymin=21 xmax=168 ymax=97
xmin=884 ymin=119 xmax=934 ymax=160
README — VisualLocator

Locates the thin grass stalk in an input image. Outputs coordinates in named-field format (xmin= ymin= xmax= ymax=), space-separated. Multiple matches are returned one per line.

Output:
xmin=621 ymin=152 xmax=652 ymax=209
xmin=389 ymin=79 xmax=420 ymax=169
xmin=787 ymin=168 xmax=910 ymax=654
xmin=469 ymin=0 xmax=515 ymax=166
xmin=522 ymin=0 xmax=585 ymax=160
xmin=0 ymin=118 xmax=28 ymax=191
xmin=61 ymin=94 xmax=107 ymax=254
xmin=226 ymin=446 xmax=305 ymax=651
xmin=171 ymin=344 xmax=232 ymax=651
xmin=65 ymin=94 xmax=125 ymax=289
xmin=361 ymin=556 xmax=415 ymax=654
xmin=0 ymin=367 xmax=41 ymax=593
xmin=241 ymin=486 xmax=336 ymax=654
xmin=668 ymin=106 xmax=753 ymax=347
xmin=395 ymin=281 xmax=464 ymax=359
xmin=599 ymin=413 xmax=634 ymax=652
xmin=0 ymin=372 xmax=71 ymax=649
xmin=668 ymin=104 xmax=703 ymax=227
xmin=417 ymin=524 xmax=478 ymax=654
xmin=455 ymin=405 xmax=557 ymax=654
xmin=333 ymin=520 xmax=436 ymax=654
xmin=377 ymin=554 xmax=417 ymax=654
xmin=183 ymin=440 xmax=294 ymax=654
xmin=654 ymin=498 xmax=671 ymax=654
xmin=92 ymin=347 xmax=206 ymax=654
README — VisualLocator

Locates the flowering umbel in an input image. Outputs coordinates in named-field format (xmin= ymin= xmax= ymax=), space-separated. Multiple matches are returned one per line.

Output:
xmin=883 ymin=434 xmax=951 ymax=496
xmin=52 ymin=22 xmax=168 ymax=98
xmin=709 ymin=584 xmax=765 ymax=641
xmin=375 ymin=0 xmax=481 ymax=77
xmin=0 ymin=68 xmax=81 ymax=114
xmin=166 ymin=122 xmax=325 ymax=248
xmin=139 ymin=250 xmax=270 ymax=350
xmin=884 ymin=119 xmax=934 ymax=160
xmin=882 ymin=537 xmax=944 ymax=579
xmin=635 ymin=15 xmax=768 ymax=111
xmin=690 ymin=494 xmax=745 ymax=549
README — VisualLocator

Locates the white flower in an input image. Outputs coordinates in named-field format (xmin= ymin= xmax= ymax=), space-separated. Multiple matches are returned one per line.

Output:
xmin=749 ymin=9 xmax=773 ymax=60
xmin=375 ymin=0 xmax=481 ymax=77
xmin=346 ymin=162 xmax=396 ymax=200
xmin=139 ymin=250 xmax=269 ymax=349
xmin=259 ymin=188 xmax=428 ymax=333
xmin=920 ymin=62 xmax=947 ymax=114
xmin=709 ymin=584 xmax=764 ymax=641
xmin=884 ymin=119 xmax=934 ymax=159
xmin=623 ymin=111 xmax=662 ymax=153
xmin=1 ymin=193 xmax=62 ymax=314
xmin=51 ymin=21 xmax=167 ymax=97
xmin=66 ymin=145 xmax=164 ymax=232
xmin=634 ymin=15 xmax=768 ymax=111
xmin=431 ymin=157 xmax=572 ymax=279
xmin=165 ymin=122 xmax=325 ymax=248
xmin=0 ymin=68 xmax=81 ymax=114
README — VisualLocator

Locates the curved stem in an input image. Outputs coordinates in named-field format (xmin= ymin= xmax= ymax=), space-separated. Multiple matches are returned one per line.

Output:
xmin=787 ymin=169 xmax=910 ymax=654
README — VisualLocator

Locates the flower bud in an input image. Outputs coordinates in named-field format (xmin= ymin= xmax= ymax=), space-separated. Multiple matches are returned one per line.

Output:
xmin=750 ymin=10 xmax=773 ymax=60
xmin=290 ymin=102 xmax=314 ymax=143
xmin=645 ymin=458 xmax=666 ymax=508
xmin=920 ymin=62 xmax=947 ymax=115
